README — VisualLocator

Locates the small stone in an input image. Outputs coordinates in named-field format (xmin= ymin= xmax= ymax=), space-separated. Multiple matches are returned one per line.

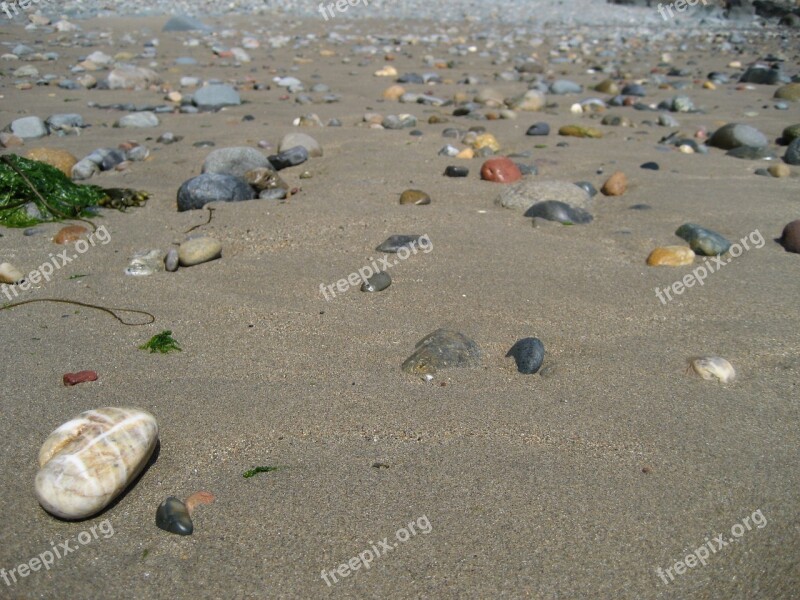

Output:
xmin=524 ymin=201 xmax=592 ymax=225
xmin=784 ymin=138 xmax=800 ymax=165
xmin=376 ymin=235 xmax=424 ymax=253
xmin=8 ymin=116 xmax=47 ymax=139
xmin=774 ymin=83 xmax=800 ymax=102
xmin=46 ymin=114 xmax=84 ymax=132
xmin=125 ymin=250 xmax=163 ymax=277
xmin=35 ymin=408 xmax=158 ymax=519
xmin=558 ymin=125 xmax=603 ymax=138
xmin=53 ymin=225 xmax=88 ymax=245
xmin=573 ymin=181 xmax=598 ymax=197
xmin=646 ymin=246 xmax=695 ymax=267
xmin=156 ymin=497 xmax=193 ymax=536
xmin=360 ymin=271 xmax=392 ymax=293
xmin=550 ymin=80 xmax=582 ymax=95
xmin=63 ymin=371 xmax=98 ymax=386
xmin=25 ymin=148 xmax=77 ymax=177
xmin=243 ymin=168 xmax=288 ymax=192
xmin=595 ymin=79 xmax=619 ymax=95
xmin=164 ymin=248 xmax=179 ymax=272
xmin=279 ymin=133 xmax=322 ymax=157
xmin=708 ymin=123 xmax=768 ymax=150
xmin=768 ymin=164 xmax=791 ymax=178
xmin=506 ymin=90 xmax=546 ymax=112
xmin=193 ymin=84 xmax=241 ymax=110
xmin=202 ymin=147 xmax=271 ymax=178
xmin=177 ymin=173 xmax=256 ymax=211
xmin=178 ymin=237 xmax=222 ymax=267
xmin=383 ymin=85 xmax=406 ymax=101
xmin=507 ymin=337 xmax=544 ymax=374
xmin=71 ymin=159 xmax=99 ymax=181
xmin=778 ymin=219 xmax=800 ymax=253
xmin=689 ymin=357 xmax=736 ymax=384
xmin=162 ymin=15 xmax=213 ymax=32
xmin=526 ymin=122 xmax=550 ymax=136
xmin=781 ymin=124 xmax=800 ymax=145
xmin=472 ymin=133 xmax=500 ymax=152
xmin=399 ymin=190 xmax=431 ymax=205
xmin=268 ymin=146 xmax=309 ymax=170
xmin=480 ymin=157 xmax=522 ymax=183
xmin=115 ymin=112 xmax=159 ymax=128
xmin=456 ymin=148 xmax=474 ymax=159
xmin=601 ymin=171 xmax=628 ymax=196
xmin=401 ymin=328 xmax=481 ymax=375
xmin=106 ymin=65 xmax=161 ymax=91
xmin=0 ymin=133 xmax=24 ymax=148
xmin=0 ymin=262 xmax=25 ymax=284
xmin=444 ymin=166 xmax=469 ymax=177
xmin=498 ymin=179 xmax=590 ymax=211
xmin=640 ymin=162 xmax=660 ymax=171
xmin=675 ymin=224 xmax=731 ymax=256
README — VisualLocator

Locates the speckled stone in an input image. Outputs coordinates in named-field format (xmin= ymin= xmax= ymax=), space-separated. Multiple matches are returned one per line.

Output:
xmin=506 ymin=337 xmax=545 ymax=374
xmin=675 ymin=224 xmax=731 ymax=256
xmin=401 ymin=329 xmax=481 ymax=375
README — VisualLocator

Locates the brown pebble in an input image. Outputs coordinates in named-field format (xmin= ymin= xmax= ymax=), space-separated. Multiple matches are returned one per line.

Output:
xmin=53 ymin=225 xmax=89 ymax=245
xmin=25 ymin=148 xmax=78 ymax=177
xmin=480 ymin=157 xmax=522 ymax=183
xmin=399 ymin=189 xmax=431 ymax=205
xmin=601 ymin=171 xmax=628 ymax=196
xmin=779 ymin=219 xmax=800 ymax=254
xmin=63 ymin=370 xmax=98 ymax=386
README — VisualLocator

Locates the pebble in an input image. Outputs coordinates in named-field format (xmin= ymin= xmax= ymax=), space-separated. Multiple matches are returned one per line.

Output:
xmin=506 ymin=90 xmax=546 ymax=112
xmin=25 ymin=148 xmax=77 ymax=177
xmin=192 ymin=84 xmax=241 ymax=110
xmin=360 ymin=271 xmax=392 ymax=293
xmin=574 ymin=181 xmax=598 ymax=197
xmin=507 ymin=337 xmax=545 ymax=374
xmin=376 ymin=235 xmax=424 ymax=253
xmin=268 ymin=146 xmax=309 ymax=170
xmin=480 ymin=157 xmax=522 ymax=183
xmin=784 ymin=138 xmax=800 ymax=165
xmin=646 ymin=246 xmax=695 ymax=267
xmin=202 ymin=147 xmax=272 ymax=178
xmin=558 ymin=125 xmax=603 ymax=139
xmin=8 ymin=116 xmax=48 ymax=139
xmin=774 ymin=83 xmax=800 ymax=102
xmin=689 ymin=357 xmax=736 ymax=384
xmin=53 ymin=225 xmax=89 ymax=245
xmin=156 ymin=497 xmax=193 ymax=536
xmin=526 ymin=122 xmax=550 ymax=136
xmin=279 ymin=133 xmax=322 ymax=157
xmin=640 ymin=161 xmax=660 ymax=171
xmin=778 ymin=219 xmax=800 ymax=253
xmin=726 ymin=146 xmax=775 ymax=160
xmin=106 ymin=65 xmax=161 ymax=90
xmin=178 ymin=237 xmax=222 ymax=267
xmin=472 ymin=133 xmax=500 ymax=152
xmin=444 ymin=166 xmax=469 ymax=177
xmin=399 ymin=189 xmax=431 ymax=205
xmin=125 ymin=249 xmax=163 ymax=276
xmin=164 ymin=248 xmax=179 ymax=272
xmin=781 ymin=124 xmax=800 ymax=145
xmin=243 ymin=168 xmax=288 ymax=194
xmin=768 ymin=164 xmax=791 ymax=178
xmin=497 ymin=179 xmax=590 ymax=211
xmin=116 ymin=112 xmax=159 ymax=128
xmin=62 ymin=370 xmax=98 ymax=386
xmin=72 ymin=158 xmax=99 ymax=180
xmin=0 ymin=133 xmax=24 ymax=148
xmin=524 ymin=200 xmax=593 ymax=225
xmin=675 ymin=224 xmax=731 ymax=256
xmin=0 ymin=262 xmax=25 ymax=284
xmin=708 ymin=123 xmax=768 ymax=150
xmin=549 ymin=80 xmax=582 ymax=95
xmin=740 ymin=64 xmax=781 ymax=85
xmin=46 ymin=113 xmax=84 ymax=132
xmin=177 ymin=173 xmax=256 ymax=211
xmin=35 ymin=407 xmax=158 ymax=519
xmin=601 ymin=171 xmax=628 ymax=196
xmin=401 ymin=329 xmax=481 ymax=375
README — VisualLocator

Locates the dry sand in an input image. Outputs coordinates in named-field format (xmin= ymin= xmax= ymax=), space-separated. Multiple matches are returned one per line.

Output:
xmin=0 ymin=11 xmax=798 ymax=600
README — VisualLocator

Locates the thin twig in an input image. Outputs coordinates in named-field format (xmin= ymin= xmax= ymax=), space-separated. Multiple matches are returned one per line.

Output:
xmin=0 ymin=298 xmax=155 ymax=325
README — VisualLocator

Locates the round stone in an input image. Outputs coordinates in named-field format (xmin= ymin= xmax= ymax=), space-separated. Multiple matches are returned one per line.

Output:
xmin=156 ymin=497 xmax=193 ymax=536
xmin=53 ymin=225 xmax=89 ymax=245
xmin=526 ymin=122 xmax=550 ymax=136
xmin=177 ymin=173 xmax=256 ymax=211
xmin=399 ymin=189 xmax=431 ymax=205
xmin=524 ymin=200 xmax=593 ymax=224
xmin=480 ymin=157 xmax=522 ymax=183
xmin=25 ymin=148 xmax=78 ymax=177
xmin=178 ymin=237 xmax=222 ymax=267
xmin=781 ymin=124 xmax=800 ymax=144
xmin=601 ymin=171 xmax=628 ymax=196
xmin=784 ymin=138 xmax=800 ymax=165
xmin=779 ymin=219 xmax=800 ymax=253
xmin=774 ymin=83 xmax=800 ymax=102
xmin=507 ymin=337 xmax=545 ymax=374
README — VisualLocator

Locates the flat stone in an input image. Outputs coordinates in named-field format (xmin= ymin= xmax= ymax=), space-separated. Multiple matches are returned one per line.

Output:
xmin=193 ymin=84 xmax=241 ymax=110
xmin=675 ymin=223 xmax=731 ymax=256
xmin=106 ymin=65 xmax=161 ymax=90
xmin=401 ymin=329 xmax=481 ymax=375
xmin=8 ymin=116 xmax=47 ymax=139
xmin=156 ymin=497 xmax=193 ymax=535
xmin=278 ymin=133 xmax=322 ymax=157
xmin=376 ymin=235 xmax=424 ymax=253
xmin=524 ymin=200 xmax=593 ymax=224
xmin=267 ymin=146 xmax=309 ymax=170
xmin=116 ymin=112 xmax=159 ymax=128
xmin=399 ymin=189 xmax=431 ymax=205
xmin=178 ymin=236 xmax=222 ymax=266
xmin=507 ymin=337 xmax=545 ymax=374
xmin=646 ymin=246 xmax=695 ymax=266
xmin=497 ymin=179 xmax=590 ymax=211
xmin=177 ymin=173 xmax=256 ymax=211
xmin=163 ymin=16 xmax=212 ymax=32
xmin=526 ymin=122 xmax=550 ymax=136
xmin=53 ymin=225 xmax=89 ymax=245
xmin=558 ymin=125 xmax=603 ymax=138
xmin=202 ymin=147 xmax=271 ymax=178
xmin=708 ymin=123 xmax=768 ymax=150
xmin=360 ymin=271 xmax=392 ymax=293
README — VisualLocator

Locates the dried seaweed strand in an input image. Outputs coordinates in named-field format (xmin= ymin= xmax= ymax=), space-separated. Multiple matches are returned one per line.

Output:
xmin=0 ymin=298 xmax=155 ymax=325
xmin=184 ymin=206 xmax=215 ymax=233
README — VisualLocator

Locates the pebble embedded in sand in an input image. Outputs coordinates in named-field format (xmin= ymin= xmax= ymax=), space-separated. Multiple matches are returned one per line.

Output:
xmin=507 ymin=338 xmax=545 ymax=374
xmin=62 ymin=370 xmax=98 ymax=386
xmin=778 ymin=219 xmax=800 ymax=254
xmin=178 ymin=237 xmax=222 ymax=267
xmin=399 ymin=189 xmax=431 ymax=205
xmin=675 ymin=224 xmax=731 ymax=256
xmin=646 ymin=246 xmax=695 ymax=267
xmin=25 ymin=148 xmax=78 ymax=177
xmin=361 ymin=271 xmax=392 ymax=293
xmin=481 ymin=158 xmax=522 ymax=183
xmin=558 ymin=125 xmax=603 ymax=138
xmin=35 ymin=407 xmax=158 ymax=519
xmin=601 ymin=171 xmax=628 ymax=196
xmin=402 ymin=329 xmax=481 ymax=375
xmin=375 ymin=235 xmax=424 ymax=253
xmin=689 ymin=357 xmax=736 ymax=383
xmin=0 ymin=262 xmax=25 ymax=284
xmin=53 ymin=225 xmax=89 ymax=245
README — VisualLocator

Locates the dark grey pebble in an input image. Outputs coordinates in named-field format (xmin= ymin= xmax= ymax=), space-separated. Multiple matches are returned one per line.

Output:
xmin=444 ymin=166 xmax=469 ymax=177
xmin=177 ymin=173 xmax=256 ymax=211
xmin=640 ymin=161 xmax=660 ymax=170
xmin=785 ymin=138 xmax=800 ymax=165
xmin=621 ymin=83 xmax=646 ymax=96
xmin=675 ymin=223 xmax=731 ymax=256
xmin=376 ymin=235 xmax=424 ymax=253
xmin=164 ymin=248 xmax=179 ymax=272
xmin=526 ymin=122 xmax=550 ymax=136
xmin=267 ymin=146 xmax=309 ymax=170
xmin=155 ymin=497 xmax=193 ymax=536
xmin=629 ymin=203 xmax=651 ymax=210
xmin=524 ymin=201 xmax=593 ymax=224
xmin=193 ymin=141 xmax=215 ymax=148
xmin=360 ymin=271 xmax=392 ymax=293
xmin=506 ymin=337 xmax=545 ymax=374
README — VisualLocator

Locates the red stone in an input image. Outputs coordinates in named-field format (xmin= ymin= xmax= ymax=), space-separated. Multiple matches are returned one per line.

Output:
xmin=63 ymin=370 xmax=98 ymax=386
xmin=480 ymin=157 xmax=522 ymax=184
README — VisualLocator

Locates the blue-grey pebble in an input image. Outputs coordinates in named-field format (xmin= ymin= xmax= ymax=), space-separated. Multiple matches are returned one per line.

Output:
xmin=361 ymin=271 xmax=392 ymax=293
xmin=507 ymin=337 xmax=545 ymax=374
xmin=164 ymin=248 xmax=179 ymax=272
xmin=155 ymin=497 xmax=193 ymax=535
xmin=675 ymin=223 xmax=731 ymax=256
xmin=376 ymin=235 xmax=424 ymax=253
xmin=524 ymin=201 xmax=593 ymax=224
xmin=268 ymin=146 xmax=309 ymax=170
xmin=177 ymin=173 xmax=256 ymax=212
xmin=784 ymin=138 xmax=800 ymax=165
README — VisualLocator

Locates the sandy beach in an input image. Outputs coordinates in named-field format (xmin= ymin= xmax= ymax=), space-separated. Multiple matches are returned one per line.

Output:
xmin=0 ymin=3 xmax=798 ymax=598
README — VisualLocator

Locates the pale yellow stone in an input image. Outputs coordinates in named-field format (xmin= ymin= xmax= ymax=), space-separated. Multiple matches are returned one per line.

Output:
xmin=0 ymin=262 xmax=25 ymax=284
xmin=374 ymin=66 xmax=398 ymax=77
xmin=456 ymin=148 xmax=474 ymax=159
xmin=472 ymin=133 xmax=500 ymax=152
xmin=383 ymin=85 xmax=405 ymax=101
xmin=690 ymin=357 xmax=736 ymax=383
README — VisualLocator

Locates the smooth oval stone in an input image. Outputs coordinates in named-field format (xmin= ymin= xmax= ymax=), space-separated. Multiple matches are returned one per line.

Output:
xmin=178 ymin=237 xmax=222 ymax=267
xmin=35 ymin=407 xmax=158 ymax=520
xmin=399 ymin=189 xmax=431 ymax=205
xmin=177 ymin=173 xmax=256 ymax=211
xmin=640 ymin=161 xmax=660 ymax=171
xmin=360 ymin=271 xmax=391 ymax=293
xmin=268 ymin=145 xmax=309 ymax=170
xmin=25 ymin=148 xmax=78 ymax=177
xmin=779 ymin=219 xmax=800 ymax=253
xmin=558 ymin=125 xmax=603 ymax=139
xmin=675 ymin=223 xmax=732 ymax=256
xmin=401 ymin=329 xmax=481 ymax=375
xmin=774 ymin=83 xmax=800 ymax=102
xmin=444 ymin=166 xmax=469 ymax=177
xmin=164 ymin=248 xmax=179 ymax=272
xmin=376 ymin=235 xmax=423 ymax=253
xmin=279 ymin=132 xmax=322 ymax=157
xmin=708 ymin=123 xmax=768 ymax=150
xmin=573 ymin=181 xmax=598 ymax=197
xmin=192 ymin=84 xmax=241 ymax=110
xmin=781 ymin=124 xmax=800 ymax=144
xmin=507 ymin=337 xmax=544 ymax=374
xmin=601 ymin=171 xmax=628 ymax=196
xmin=156 ymin=497 xmax=193 ymax=535
xmin=480 ymin=157 xmax=522 ymax=183
xmin=201 ymin=147 xmax=271 ymax=178
xmin=690 ymin=357 xmax=735 ymax=384
xmin=785 ymin=138 xmax=800 ymax=165
xmin=646 ymin=246 xmax=695 ymax=266
xmin=526 ymin=122 xmax=550 ymax=136
xmin=524 ymin=200 xmax=593 ymax=224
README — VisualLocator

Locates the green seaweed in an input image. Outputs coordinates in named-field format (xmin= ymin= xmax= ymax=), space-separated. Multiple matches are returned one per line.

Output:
xmin=139 ymin=330 xmax=181 ymax=353
xmin=0 ymin=154 xmax=106 ymax=228
xmin=243 ymin=466 xmax=288 ymax=479
xmin=68 ymin=274 xmax=88 ymax=280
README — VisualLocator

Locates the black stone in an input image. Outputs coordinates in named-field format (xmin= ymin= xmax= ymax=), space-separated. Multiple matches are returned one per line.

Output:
xmin=507 ymin=337 xmax=545 ymax=374
xmin=526 ymin=122 xmax=550 ymax=136
xmin=156 ymin=497 xmax=193 ymax=536
xmin=444 ymin=166 xmax=469 ymax=177
xmin=524 ymin=200 xmax=593 ymax=224
xmin=267 ymin=146 xmax=309 ymax=170
xmin=640 ymin=161 xmax=660 ymax=170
